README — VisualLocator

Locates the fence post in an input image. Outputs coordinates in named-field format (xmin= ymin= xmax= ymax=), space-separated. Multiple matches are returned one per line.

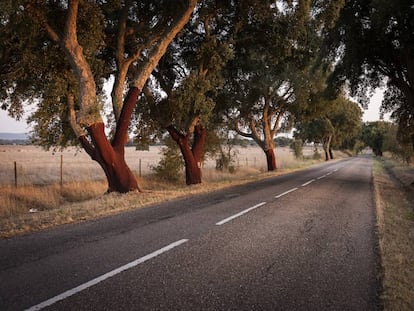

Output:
xmin=60 ymin=154 xmax=63 ymax=187
xmin=139 ymin=159 xmax=142 ymax=177
xmin=14 ymin=161 xmax=17 ymax=187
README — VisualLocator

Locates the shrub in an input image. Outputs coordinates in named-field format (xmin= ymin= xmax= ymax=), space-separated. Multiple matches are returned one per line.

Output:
xmin=151 ymin=138 xmax=184 ymax=182
xmin=290 ymin=139 xmax=303 ymax=159
xmin=313 ymin=147 xmax=322 ymax=160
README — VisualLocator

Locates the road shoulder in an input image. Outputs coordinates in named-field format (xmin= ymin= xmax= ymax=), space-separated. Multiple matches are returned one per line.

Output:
xmin=373 ymin=157 xmax=414 ymax=310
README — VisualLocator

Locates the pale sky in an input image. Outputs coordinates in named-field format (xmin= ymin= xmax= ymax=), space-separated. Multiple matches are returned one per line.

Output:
xmin=0 ymin=89 xmax=389 ymax=134
xmin=359 ymin=88 xmax=389 ymax=122
xmin=0 ymin=109 xmax=31 ymax=134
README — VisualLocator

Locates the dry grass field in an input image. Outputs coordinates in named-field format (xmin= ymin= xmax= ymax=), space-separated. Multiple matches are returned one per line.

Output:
xmin=0 ymin=145 xmax=321 ymax=186
xmin=0 ymin=144 xmax=326 ymax=236
xmin=0 ymin=145 xmax=160 ymax=186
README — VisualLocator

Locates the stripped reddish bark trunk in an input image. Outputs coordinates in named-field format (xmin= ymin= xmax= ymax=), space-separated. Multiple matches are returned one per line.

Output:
xmin=83 ymin=123 xmax=139 ymax=193
xmin=79 ymin=88 xmax=141 ymax=193
xmin=264 ymin=148 xmax=277 ymax=171
xmin=193 ymin=125 xmax=206 ymax=164
xmin=324 ymin=148 xmax=329 ymax=161
xmin=182 ymin=141 xmax=202 ymax=185
xmin=323 ymin=135 xmax=333 ymax=161
xmin=167 ymin=124 xmax=206 ymax=185
xmin=329 ymin=148 xmax=334 ymax=160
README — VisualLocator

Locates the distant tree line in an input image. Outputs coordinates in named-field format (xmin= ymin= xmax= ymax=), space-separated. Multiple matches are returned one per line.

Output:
xmin=0 ymin=139 xmax=29 ymax=145
xmin=362 ymin=121 xmax=414 ymax=164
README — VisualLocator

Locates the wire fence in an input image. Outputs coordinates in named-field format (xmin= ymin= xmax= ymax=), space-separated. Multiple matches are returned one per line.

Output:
xmin=0 ymin=145 xmax=317 ymax=187
xmin=0 ymin=147 xmax=161 ymax=187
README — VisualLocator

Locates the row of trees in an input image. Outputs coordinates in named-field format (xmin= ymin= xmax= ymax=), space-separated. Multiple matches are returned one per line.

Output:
xmin=294 ymin=96 xmax=362 ymax=161
xmin=1 ymin=1 xmax=413 ymax=192
xmin=362 ymin=121 xmax=414 ymax=163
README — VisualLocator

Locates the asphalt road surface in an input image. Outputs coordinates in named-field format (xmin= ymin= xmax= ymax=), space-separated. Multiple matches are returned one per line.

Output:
xmin=0 ymin=156 xmax=380 ymax=310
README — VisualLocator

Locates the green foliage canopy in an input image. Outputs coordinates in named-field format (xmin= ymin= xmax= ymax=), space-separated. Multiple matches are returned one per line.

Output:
xmin=0 ymin=0 xmax=196 ymax=148
xmin=323 ymin=0 xmax=414 ymax=146
xmin=137 ymin=0 xmax=233 ymax=143
xmin=295 ymin=96 xmax=363 ymax=151
xmin=220 ymin=0 xmax=344 ymax=150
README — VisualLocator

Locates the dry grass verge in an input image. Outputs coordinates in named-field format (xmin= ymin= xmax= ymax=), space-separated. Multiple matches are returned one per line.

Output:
xmin=1 ymin=164 xmax=324 ymax=238
xmin=0 ymin=145 xmax=350 ymax=238
xmin=373 ymin=157 xmax=414 ymax=310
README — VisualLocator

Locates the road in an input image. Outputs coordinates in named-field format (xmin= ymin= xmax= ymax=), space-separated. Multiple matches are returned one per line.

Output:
xmin=0 ymin=156 xmax=380 ymax=310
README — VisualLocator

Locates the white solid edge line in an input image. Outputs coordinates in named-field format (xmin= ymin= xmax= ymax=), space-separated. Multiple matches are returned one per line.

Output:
xmin=301 ymin=179 xmax=315 ymax=187
xmin=25 ymin=239 xmax=189 ymax=311
xmin=275 ymin=187 xmax=298 ymax=199
xmin=317 ymin=174 xmax=327 ymax=180
xmin=216 ymin=202 xmax=267 ymax=226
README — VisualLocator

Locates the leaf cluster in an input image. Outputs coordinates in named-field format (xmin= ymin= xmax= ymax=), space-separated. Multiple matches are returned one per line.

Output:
xmin=138 ymin=1 xmax=234 ymax=136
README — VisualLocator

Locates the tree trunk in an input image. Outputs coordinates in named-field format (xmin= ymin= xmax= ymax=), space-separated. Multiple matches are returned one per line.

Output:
xmin=329 ymin=148 xmax=334 ymax=160
xmin=323 ymin=135 xmax=333 ymax=161
xmin=167 ymin=125 xmax=206 ymax=185
xmin=264 ymin=148 xmax=277 ymax=171
xmin=411 ymin=133 xmax=414 ymax=151
xmin=76 ymin=87 xmax=141 ymax=193
xmin=192 ymin=125 xmax=206 ymax=165
xmin=45 ymin=1 xmax=142 ymax=194
xmin=324 ymin=148 xmax=330 ymax=161
xmin=181 ymin=143 xmax=202 ymax=185
xmin=81 ymin=122 xmax=140 ymax=193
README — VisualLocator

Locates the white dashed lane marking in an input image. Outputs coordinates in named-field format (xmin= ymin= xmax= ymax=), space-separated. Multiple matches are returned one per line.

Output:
xmin=275 ymin=187 xmax=298 ymax=199
xmin=216 ymin=202 xmax=267 ymax=226
xmin=25 ymin=239 xmax=189 ymax=311
xmin=302 ymin=179 xmax=316 ymax=187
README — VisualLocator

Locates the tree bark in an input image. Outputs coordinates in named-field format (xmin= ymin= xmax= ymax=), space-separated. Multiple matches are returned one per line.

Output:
xmin=329 ymin=148 xmax=334 ymax=160
xmin=264 ymin=148 xmax=277 ymax=171
xmin=323 ymin=135 xmax=333 ymax=161
xmin=73 ymin=87 xmax=141 ymax=193
xmin=324 ymin=149 xmax=329 ymax=161
xmin=81 ymin=122 xmax=140 ymax=193
xmin=237 ymin=100 xmax=281 ymax=172
xmin=182 ymin=142 xmax=202 ymax=185
xmin=167 ymin=125 xmax=205 ymax=185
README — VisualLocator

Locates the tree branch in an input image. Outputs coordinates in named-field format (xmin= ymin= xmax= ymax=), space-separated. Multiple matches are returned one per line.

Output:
xmin=111 ymin=2 xmax=130 ymax=121
xmin=65 ymin=0 xmax=79 ymax=42
xmin=166 ymin=124 xmax=184 ymax=142
xmin=67 ymin=93 xmax=84 ymax=138
xmin=187 ymin=116 xmax=200 ymax=137
xmin=234 ymin=127 xmax=253 ymax=138
xmin=68 ymin=93 xmax=95 ymax=157
xmin=112 ymin=87 xmax=140 ymax=149
xmin=26 ymin=3 xmax=61 ymax=43
xmin=270 ymin=111 xmax=284 ymax=138
xmin=131 ymin=0 xmax=197 ymax=90
xmin=249 ymin=117 xmax=262 ymax=143
xmin=60 ymin=0 xmax=100 ymax=127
